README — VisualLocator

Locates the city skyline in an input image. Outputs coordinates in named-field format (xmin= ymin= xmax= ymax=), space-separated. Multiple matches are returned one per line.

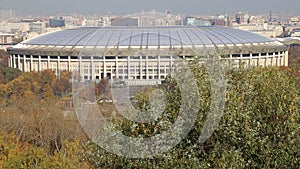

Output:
xmin=0 ymin=0 xmax=300 ymax=16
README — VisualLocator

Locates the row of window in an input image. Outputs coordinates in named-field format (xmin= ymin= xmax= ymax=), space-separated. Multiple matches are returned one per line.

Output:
xmin=85 ymin=75 xmax=166 ymax=80
xmin=12 ymin=55 xmax=185 ymax=60
xmin=12 ymin=53 xmax=286 ymax=62
xmin=83 ymin=68 xmax=170 ymax=75
xmin=231 ymin=51 xmax=285 ymax=58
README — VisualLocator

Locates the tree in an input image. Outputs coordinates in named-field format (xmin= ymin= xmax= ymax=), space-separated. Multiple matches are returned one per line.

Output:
xmin=0 ymin=63 xmax=299 ymax=168
xmin=54 ymin=70 xmax=72 ymax=97
xmin=289 ymin=44 xmax=300 ymax=65
xmin=0 ymin=67 xmax=21 ymax=84
xmin=0 ymin=49 xmax=8 ymax=67
xmin=95 ymin=77 xmax=109 ymax=97
xmin=0 ymin=133 xmax=90 ymax=169
xmin=86 ymin=65 xmax=299 ymax=168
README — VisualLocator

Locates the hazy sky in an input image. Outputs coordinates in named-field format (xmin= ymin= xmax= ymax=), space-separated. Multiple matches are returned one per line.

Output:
xmin=0 ymin=0 xmax=300 ymax=16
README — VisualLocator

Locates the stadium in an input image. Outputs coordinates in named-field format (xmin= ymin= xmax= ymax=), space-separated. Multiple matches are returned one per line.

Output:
xmin=7 ymin=26 xmax=288 ymax=85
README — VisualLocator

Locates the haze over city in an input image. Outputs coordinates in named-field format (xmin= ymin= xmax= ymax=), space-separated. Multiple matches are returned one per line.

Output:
xmin=1 ymin=0 xmax=300 ymax=15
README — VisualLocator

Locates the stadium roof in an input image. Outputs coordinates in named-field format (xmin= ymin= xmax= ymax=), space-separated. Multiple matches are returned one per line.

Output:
xmin=9 ymin=26 xmax=287 ymax=56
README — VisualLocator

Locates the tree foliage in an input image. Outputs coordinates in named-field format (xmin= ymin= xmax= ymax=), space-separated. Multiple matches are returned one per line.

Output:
xmin=0 ymin=64 xmax=299 ymax=168
xmin=0 ymin=133 xmax=90 ymax=169
xmin=0 ymin=69 xmax=72 ymax=104
xmin=289 ymin=44 xmax=300 ymax=65
xmin=0 ymin=67 xmax=22 ymax=84
xmin=86 ymin=65 xmax=300 ymax=168
xmin=0 ymin=49 xmax=8 ymax=67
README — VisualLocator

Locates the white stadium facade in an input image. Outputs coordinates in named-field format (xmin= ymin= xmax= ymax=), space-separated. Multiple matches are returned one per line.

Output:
xmin=7 ymin=26 xmax=288 ymax=85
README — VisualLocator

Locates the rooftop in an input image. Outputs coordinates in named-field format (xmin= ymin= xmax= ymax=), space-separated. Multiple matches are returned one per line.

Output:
xmin=9 ymin=26 xmax=287 ymax=56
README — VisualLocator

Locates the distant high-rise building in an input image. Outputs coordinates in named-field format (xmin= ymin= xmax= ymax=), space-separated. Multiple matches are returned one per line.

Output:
xmin=49 ymin=17 xmax=65 ymax=28
xmin=0 ymin=9 xmax=16 ymax=21
xmin=236 ymin=11 xmax=250 ymax=24
xmin=269 ymin=11 xmax=273 ymax=22
xmin=29 ymin=22 xmax=46 ymax=34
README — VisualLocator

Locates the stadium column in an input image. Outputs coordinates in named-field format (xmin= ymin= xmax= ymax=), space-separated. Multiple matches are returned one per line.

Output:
xmin=103 ymin=56 xmax=106 ymax=78
xmin=272 ymin=52 xmax=275 ymax=66
xmin=145 ymin=55 xmax=148 ymax=79
xmin=139 ymin=55 xmax=142 ymax=79
xmin=239 ymin=53 xmax=242 ymax=68
xmin=91 ymin=56 xmax=94 ymax=80
xmin=30 ymin=55 xmax=33 ymax=71
xmin=278 ymin=53 xmax=281 ymax=66
xmin=228 ymin=54 xmax=232 ymax=68
xmin=276 ymin=54 xmax=278 ymax=66
xmin=47 ymin=56 xmax=50 ymax=70
xmin=283 ymin=51 xmax=286 ymax=66
xmin=158 ymin=55 xmax=161 ymax=80
xmin=264 ymin=53 xmax=268 ymax=67
xmin=57 ymin=56 xmax=60 ymax=77
xmin=258 ymin=53 xmax=261 ymax=66
xmin=278 ymin=54 xmax=281 ymax=66
xmin=68 ymin=56 xmax=71 ymax=72
xmin=169 ymin=55 xmax=173 ymax=77
xmin=249 ymin=53 xmax=253 ymax=67
xmin=115 ymin=56 xmax=119 ymax=80
xmin=17 ymin=55 xmax=20 ymax=70
xmin=277 ymin=52 xmax=280 ymax=66
xmin=284 ymin=51 xmax=288 ymax=66
xmin=280 ymin=52 xmax=282 ymax=66
xmin=12 ymin=54 xmax=17 ymax=68
xmin=11 ymin=55 xmax=14 ymax=68
xmin=280 ymin=53 xmax=283 ymax=66
xmin=273 ymin=53 xmax=276 ymax=66
xmin=127 ymin=55 xmax=131 ymax=80
xmin=23 ymin=54 xmax=26 ymax=72
xmin=79 ymin=56 xmax=83 ymax=81
xmin=38 ymin=55 xmax=41 ymax=72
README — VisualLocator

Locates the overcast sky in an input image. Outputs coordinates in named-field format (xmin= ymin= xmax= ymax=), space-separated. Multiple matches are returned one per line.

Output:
xmin=0 ymin=0 xmax=300 ymax=16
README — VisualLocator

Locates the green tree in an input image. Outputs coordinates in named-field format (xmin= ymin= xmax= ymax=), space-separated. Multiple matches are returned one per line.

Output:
xmin=0 ymin=133 xmax=90 ymax=169
xmin=86 ymin=65 xmax=299 ymax=168
xmin=0 ymin=67 xmax=21 ymax=84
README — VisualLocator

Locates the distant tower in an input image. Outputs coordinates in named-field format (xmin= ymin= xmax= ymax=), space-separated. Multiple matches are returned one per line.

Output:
xmin=166 ymin=9 xmax=171 ymax=15
xmin=269 ymin=11 xmax=272 ymax=22
xmin=236 ymin=12 xmax=242 ymax=24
